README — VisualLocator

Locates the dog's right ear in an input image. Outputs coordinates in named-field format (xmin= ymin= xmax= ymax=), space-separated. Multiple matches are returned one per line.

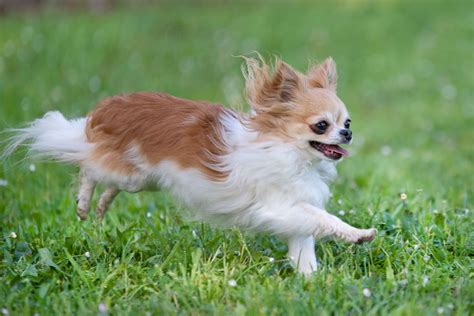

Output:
xmin=243 ymin=57 xmax=303 ymax=115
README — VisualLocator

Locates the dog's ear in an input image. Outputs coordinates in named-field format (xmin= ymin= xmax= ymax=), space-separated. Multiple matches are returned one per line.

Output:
xmin=307 ymin=57 xmax=338 ymax=92
xmin=243 ymin=57 xmax=303 ymax=114
xmin=270 ymin=61 xmax=303 ymax=103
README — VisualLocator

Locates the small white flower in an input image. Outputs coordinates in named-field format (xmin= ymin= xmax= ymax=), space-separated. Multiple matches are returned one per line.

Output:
xmin=423 ymin=275 xmax=429 ymax=286
xmin=413 ymin=244 xmax=420 ymax=250
xmin=268 ymin=257 xmax=275 ymax=263
xmin=362 ymin=288 xmax=371 ymax=298
xmin=447 ymin=304 xmax=454 ymax=310
xmin=29 ymin=164 xmax=36 ymax=172
xmin=423 ymin=255 xmax=430 ymax=262
xmin=437 ymin=307 xmax=444 ymax=314
xmin=98 ymin=303 xmax=107 ymax=313
xmin=400 ymin=193 xmax=407 ymax=200
xmin=8 ymin=232 xmax=17 ymax=239
xmin=84 ymin=251 xmax=91 ymax=258
xmin=337 ymin=199 xmax=343 ymax=205
xmin=349 ymin=209 xmax=355 ymax=214
xmin=227 ymin=279 xmax=237 ymax=287
xmin=338 ymin=210 xmax=345 ymax=216
xmin=146 ymin=212 xmax=152 ymax=218
xmin=159 ymin=213 xmax=165 ymax=220
xmin=0 ymin=179 xmax=8 ymax=187
xmin=1 ymin=307 xmax=9 ymax=316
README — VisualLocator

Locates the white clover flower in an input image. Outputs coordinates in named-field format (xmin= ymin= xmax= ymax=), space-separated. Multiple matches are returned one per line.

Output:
xmin=84 ymin=251 xmax=91 ymax=258
xmin=98 ymin=303 xmax=107 ymax=313
xmin=437 ymin=307 xmax=444 ymax=314
xmin=29 ymin=164 xmax=36 ymax=172
xmin=413 ymin=244 xmax=420 ymax=251
xmin=400 ymin=193 xmax=407 ymax=200
xmin=337 ymin=199 xmax=343 ymax=205
xmin=423 ymin=275 xmax=429 ymax=286
xmin=146 ymin=212 xmax=152 ymax=218
xmin=447 ymin=304 xmax=454 ymax=310
xmin=227 ymin=279 xmax=237 ymax=287
xmin=268 ymin=257 xmax=275 ymax=263
xmin=1 ymin=307 xmax=9 ymax=316
xmin=423 ymin=255 xmax=430 ymax=262
xmin=0 ymin=179 xmax=8 ymax=187
xmin=362 ymin=288 xmax=371 ymax=298
xmin=338 ymin=210 xmax=346 ymax=216
xmin=8 ymin=232 xmax=17 ymax=239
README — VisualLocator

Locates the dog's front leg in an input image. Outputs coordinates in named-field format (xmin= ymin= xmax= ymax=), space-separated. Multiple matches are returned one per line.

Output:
xmin=297 ymin=203 xmax=377 ymax=244
xmin=281 ymin=203 xmax=376 ymax=274
xmin=287 ymin=235 xmax=317 ymax=275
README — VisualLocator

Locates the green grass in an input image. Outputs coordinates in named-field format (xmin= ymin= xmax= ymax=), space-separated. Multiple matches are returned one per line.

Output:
xmin=1 ymin=1 xmax=473 ymax=315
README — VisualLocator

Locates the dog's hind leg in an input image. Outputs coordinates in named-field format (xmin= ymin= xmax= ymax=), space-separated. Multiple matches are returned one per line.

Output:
xmin=96 ymin=187 xmax=120 ymax=220
xmin=76 ymin=172 xmax=96 ymax=220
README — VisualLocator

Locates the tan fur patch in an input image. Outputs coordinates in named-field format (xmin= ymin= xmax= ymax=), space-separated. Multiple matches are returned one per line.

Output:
xmin=85 ymin=92 xmax=233 ymax=180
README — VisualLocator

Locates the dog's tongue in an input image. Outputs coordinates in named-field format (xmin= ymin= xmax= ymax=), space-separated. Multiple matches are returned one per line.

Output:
xmin=326 ymin=144 xmax=349 ymax=156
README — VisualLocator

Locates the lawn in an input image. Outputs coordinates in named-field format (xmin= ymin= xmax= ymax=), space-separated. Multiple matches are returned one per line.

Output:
xmin=0 ymin=1 xmax=473 ymax=315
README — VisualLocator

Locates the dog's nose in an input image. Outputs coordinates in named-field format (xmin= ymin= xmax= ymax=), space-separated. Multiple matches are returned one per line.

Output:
xmin=340 ymin=129 xmax=352 ymax=141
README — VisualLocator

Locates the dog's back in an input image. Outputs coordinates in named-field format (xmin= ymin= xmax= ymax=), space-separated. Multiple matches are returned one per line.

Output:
xmin=85 ymin=92 xmax=231 ymax=180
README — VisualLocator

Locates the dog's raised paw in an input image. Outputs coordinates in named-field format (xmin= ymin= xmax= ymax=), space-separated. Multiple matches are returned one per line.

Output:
xmin=356 ymin=228 xmax=377 ymax=244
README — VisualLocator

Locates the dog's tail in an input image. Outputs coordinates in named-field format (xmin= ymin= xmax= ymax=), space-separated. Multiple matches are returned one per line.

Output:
xmin=2 ymin=111 xmax=92 ymax=164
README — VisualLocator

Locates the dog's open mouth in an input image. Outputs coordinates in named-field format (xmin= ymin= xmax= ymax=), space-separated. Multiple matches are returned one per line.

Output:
xmin=309 ymin=141 xmax=348 ymax=160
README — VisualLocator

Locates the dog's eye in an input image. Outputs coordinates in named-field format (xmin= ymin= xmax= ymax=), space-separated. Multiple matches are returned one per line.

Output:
xmin=344 ymin=119 xmax=351 ymax=129
xmin=310 ymin=120 xmax=329 ymax=135
xmin=316 ymin=121 xmax=328 ymax=131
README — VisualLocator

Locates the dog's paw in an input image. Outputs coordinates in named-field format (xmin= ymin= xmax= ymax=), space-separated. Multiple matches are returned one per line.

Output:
xmin=76 ymin=208 xmax=88 ymax=221
xmin=355 ymin=228 xmax=377 ymax=244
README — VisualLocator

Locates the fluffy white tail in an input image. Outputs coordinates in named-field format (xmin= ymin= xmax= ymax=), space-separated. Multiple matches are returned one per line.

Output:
xmin=2 ymin=111 xmax=91 ymax=164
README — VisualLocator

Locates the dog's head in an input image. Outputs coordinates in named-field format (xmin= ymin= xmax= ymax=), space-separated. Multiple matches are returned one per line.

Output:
xmin=243 ymin=56 xmax=351 ymax=161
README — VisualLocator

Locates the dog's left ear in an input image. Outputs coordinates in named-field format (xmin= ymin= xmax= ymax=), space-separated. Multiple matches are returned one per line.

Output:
xmin=307 ymin=57 xmax=338 ymax=92
xmin=243 ymin=57 xmax=303 ymax=115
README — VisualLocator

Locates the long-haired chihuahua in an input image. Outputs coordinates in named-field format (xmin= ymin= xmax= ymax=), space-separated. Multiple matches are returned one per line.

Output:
xmin=3 ymin=56 xmax=376 ymax=275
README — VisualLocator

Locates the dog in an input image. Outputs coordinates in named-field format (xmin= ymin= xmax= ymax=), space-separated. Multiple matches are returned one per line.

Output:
xmin=3 ymin=56 xmax=376 ymax=275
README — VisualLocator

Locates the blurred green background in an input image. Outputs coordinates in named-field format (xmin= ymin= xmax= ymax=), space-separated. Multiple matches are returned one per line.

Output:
xmin=0 ymin=1 xmax=473 ymax=315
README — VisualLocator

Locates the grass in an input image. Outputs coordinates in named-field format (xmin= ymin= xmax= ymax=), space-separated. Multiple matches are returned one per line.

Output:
xmin=0 ymin=1 xmax=473 ymax=315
